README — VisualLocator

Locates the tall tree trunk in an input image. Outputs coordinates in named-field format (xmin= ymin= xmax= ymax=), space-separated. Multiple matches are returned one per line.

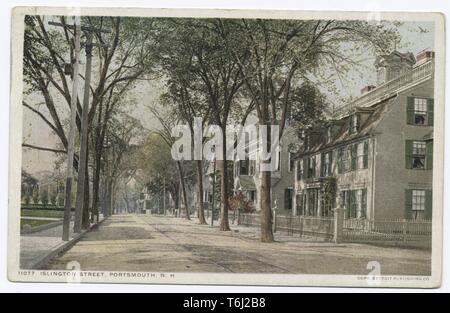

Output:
xmin=170 ymin=189 xmax=179 ymax=216
xmin=218 ymin=126 xmax=230 ymax=231
xmin=260 ymin=123 xmax=274 ymax=242
xmin=106 ymin=178 xmax=112 ymax=217
xmin=176 ymin=161 xmax=190 ymax=220
xmin=81 ymin=160 xmax=90 ymax=229
xmin=91 ymin=153 xmax=101 ymax=222
xmin=196 ymin=160 xmax=207 ymax=224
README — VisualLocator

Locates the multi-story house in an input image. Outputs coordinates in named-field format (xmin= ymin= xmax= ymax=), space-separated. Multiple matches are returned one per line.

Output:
xmin=293 ymin=50 xmax=435 ymax=221
xmin=233 ymin=126 xmax=297 ymax=216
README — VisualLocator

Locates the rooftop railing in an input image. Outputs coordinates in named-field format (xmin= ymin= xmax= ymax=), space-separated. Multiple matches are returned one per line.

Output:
xmin=333 ymin=59 xmax=434 ymax=118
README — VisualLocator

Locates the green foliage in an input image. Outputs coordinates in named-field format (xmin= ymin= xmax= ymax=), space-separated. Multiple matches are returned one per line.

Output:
xmin=290 ymin=82 xmax=328 ymax=132
xmin=23 ymin=194 xmax=31 ymax=205
xmin=32 ymin=188 xmax=39 ymax=205
xmin=228 ymin=192 xmax=254 ymax=213
xmin=57 ymin=193 xmax=65 ymax=207
xmin=40 ymin=189 xmax=49 ymax=206
xmin=21 ymin=209 xmax=64 ymax=219
xmin=50 ymin=192 xmax=57 ymax=206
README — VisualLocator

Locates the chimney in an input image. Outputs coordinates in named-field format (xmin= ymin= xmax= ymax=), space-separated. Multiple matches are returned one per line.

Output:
xmin=416 ymin=50 xmax=435 ymax=63
xmin=360 ymin=85 xmax=376 ymax=95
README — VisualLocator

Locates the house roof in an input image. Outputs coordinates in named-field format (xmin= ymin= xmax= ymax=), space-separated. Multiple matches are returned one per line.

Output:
xmin=293 ymin=97 xmax=394 ymax=159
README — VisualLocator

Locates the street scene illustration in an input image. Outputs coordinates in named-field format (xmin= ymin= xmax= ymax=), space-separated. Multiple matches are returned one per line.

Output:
xmin=17 ymin=12 xmax=436 ymax=279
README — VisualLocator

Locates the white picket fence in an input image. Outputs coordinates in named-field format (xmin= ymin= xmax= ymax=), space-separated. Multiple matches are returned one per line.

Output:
xmin=238 ymin=213 xmax=335 ymax=240
xmin=237 ymin=212 xmax=431 ymax=248
xmin=342 ymin=218 xmax=432 ymax=245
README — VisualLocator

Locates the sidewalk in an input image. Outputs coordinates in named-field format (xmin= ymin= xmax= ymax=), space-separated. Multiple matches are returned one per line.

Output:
xmin=20 ymin=216 xmax=104 ymax=269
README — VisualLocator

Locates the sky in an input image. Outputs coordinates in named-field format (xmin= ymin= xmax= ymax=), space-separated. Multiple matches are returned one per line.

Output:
xmin=21 ymin=19 xmax=435 ymax=177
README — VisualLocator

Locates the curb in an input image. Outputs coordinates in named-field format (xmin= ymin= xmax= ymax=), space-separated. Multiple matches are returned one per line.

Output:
xmin=25 ymin=217 xmax=108 ymax=270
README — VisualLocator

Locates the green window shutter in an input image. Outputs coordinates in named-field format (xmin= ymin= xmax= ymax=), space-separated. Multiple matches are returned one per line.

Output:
xmin=350 ymin=190 xmax=356 ymax=218
xmin=406 ymin=97 xmax=415 ymax=125
xmin=351 ymin=144 xmax=357 ymax=170
xmin=427 ymin=98 xmax=434 ymax=126
xmin=404 ymin=189 xmax=413 ymax=219
xmin=363 ymin=141 xmax=369 ymax=169
xmin=426 ymin=141 xmax=433 ymax=170
xmin=405 ymin=140 xmax=413 ymax=169
xmin=346 ymin=192 xmax=351 ymax=219
xmin=425 ymin=190 xmax=432 ymax=220
xmin=361 ymin=189 xmax=367 ymax=219
xmin=306 ymin=157 xmax=310 ymax=178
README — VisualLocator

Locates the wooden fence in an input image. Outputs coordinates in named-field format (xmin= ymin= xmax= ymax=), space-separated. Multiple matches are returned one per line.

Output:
xmin=238 ymin=213 xmax=335 ymax=240
xmin=342 ymin=218 xmax=432 ymax=246
xmin=237 ymin=212 xmax=431 ymax=248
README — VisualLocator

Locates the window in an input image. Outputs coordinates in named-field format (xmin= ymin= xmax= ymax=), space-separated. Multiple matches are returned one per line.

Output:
xmin=307 ymin=156 xmax=316 ymax=178
xmin=338 ymin=146 xmax=351 ymax=173
xmin=350 ymin=114 xmax=360 ymax=133
xmin=343 ymin=189 xmax=367 ymax=219
xmin=405 ymin=189 xmax=432 ymax=220
xmin=406 ymin=140 xmax=433 ymax=170
xmin=407 ymin=97 xmax=434 ymax=126
xmin=239 ymin=160 xmax=249 ymax=175
xmin=414 ymin=98 xmax=427 ymax=125
xmin=321 ymin=152 xmax=332 ymax=177
xmin=356 ymin=141 xmax=369 ymax=169
xmin=248 ymin=190 xmax=256 ymax=203
xmin=288 ymin=152 xmax=295 ymax=172
xmin=284 ymin=189 xmax=293 ymax=210
xmin=412 ymin=190 xmax=426 ymax=211
xmin=412 ymin=141 xmax=426 ymax=169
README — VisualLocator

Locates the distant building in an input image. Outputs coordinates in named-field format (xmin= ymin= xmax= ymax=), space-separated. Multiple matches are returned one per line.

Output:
xmin=293 ymin=50 xmax=435 ymax=221
xmin=232 ymin=126 xmax=297 ymax=216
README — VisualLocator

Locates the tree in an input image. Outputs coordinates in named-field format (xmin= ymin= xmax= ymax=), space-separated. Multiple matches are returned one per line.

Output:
xmin=101 ymin=114 xmax=143 ymax=217
xmin=23 ymin=16 xmax=156 ymax=225
xmin=157 ymin=19 xmax=249 ymax=230
xmin=32 ymin=188 xmax=40 ymax=205
xmin=138 ymin=132 xmax=193 ymax=217
xmin=290 ymin=82 xmax=327 ymax=132
xmin=50 ymin=192 xmax=58 ymax=206
xmin=40 ymin=189 xmax=49 ymax=206
xmin=220 ymin=19 xmax=399 ymax=242
xmin=148 ymin=106 xmax=194 ymax=220
xmin=156 ymin=36 xmax=211 ymax=224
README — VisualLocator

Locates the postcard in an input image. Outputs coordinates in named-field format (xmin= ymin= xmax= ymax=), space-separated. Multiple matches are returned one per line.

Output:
xmin=8 ymin=6 xmax=445 ymax=287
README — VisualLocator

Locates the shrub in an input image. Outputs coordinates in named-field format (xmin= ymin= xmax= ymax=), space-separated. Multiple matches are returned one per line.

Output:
xmin=228 ymin=192 xmax=254 ymax=213
xmin=32 ymin=189 xmax=39 ymax=205
xmin=23 ymin=194 xmax=31 ymax=205
xmin=40 ymin=190 xmax=49 ymax=206
xmin=57 ymin=193 xmax=65 ymax=206
xmin=50 ymin=192 xmax=57 ymax=206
